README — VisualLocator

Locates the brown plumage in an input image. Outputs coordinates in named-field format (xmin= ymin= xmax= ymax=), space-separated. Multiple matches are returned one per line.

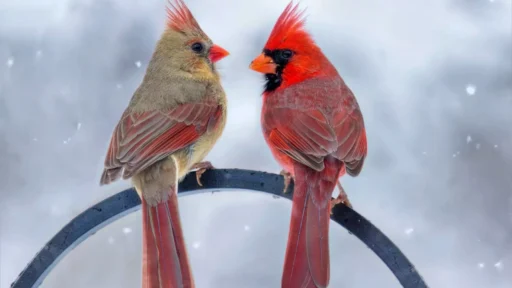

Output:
xmin=99 ymin=1 xmax=229 ymax=287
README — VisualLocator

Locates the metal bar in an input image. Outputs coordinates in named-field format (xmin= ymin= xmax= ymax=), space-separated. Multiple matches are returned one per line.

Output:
xmin=10 ymin=169 xmax=428 ymax=288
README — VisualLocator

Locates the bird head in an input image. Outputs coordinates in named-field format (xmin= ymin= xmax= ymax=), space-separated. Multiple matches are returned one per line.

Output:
xmin=156 ymin=0 xmax=229 ymax=80
xmin=250 ymin=2 xmax=334 ymax=93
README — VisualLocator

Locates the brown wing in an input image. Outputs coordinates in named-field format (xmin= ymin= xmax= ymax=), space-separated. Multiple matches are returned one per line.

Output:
xmin=100 ymin=100 xmax=222 ymax=185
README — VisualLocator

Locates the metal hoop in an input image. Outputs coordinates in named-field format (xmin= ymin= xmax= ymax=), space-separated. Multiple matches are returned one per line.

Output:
xmin=10 ymin=169 xmax=428 ymax=288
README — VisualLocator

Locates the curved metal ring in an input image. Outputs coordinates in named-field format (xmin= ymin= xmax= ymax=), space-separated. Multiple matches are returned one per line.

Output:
xmin=10 ymin=169 xmax=428 ymax=288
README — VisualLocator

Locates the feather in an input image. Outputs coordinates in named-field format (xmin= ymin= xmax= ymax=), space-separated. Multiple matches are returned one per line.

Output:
xmin=100 ymin=101 xmax=222 ymax=185
xmin=166 ymin=0 xmax=203 ymax=33
xmin=264 ymin=2 xmax=309 ymax=50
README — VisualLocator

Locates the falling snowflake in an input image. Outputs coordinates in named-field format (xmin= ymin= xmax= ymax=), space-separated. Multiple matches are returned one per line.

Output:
xmin=6 ymin=57 xmax=14 ymax=68
xmin=422 ymin=151 xmax=427 ymax=155
xmin=475 ymin=143 xmax=481 ymax=150
xmin=192 ymin=241 xmax=201 ymax=249
xmin=76 ymin=122 xmax=82 ymax=131
xmin=494 ymin=261 xmax=504 ymax=271
xmin=494 ymin=144 xmax=498 ymax=148
xmin=36 ymin=50 xmax=42 ymax=58
xmin=135 ymin=61 xmax=142 ymax=68
xmin=108 ymin=237 xmax=115 ymax=244
xmin=404 ymin=228 xmax=414 ymax=235
xmin=465 ymin=84 xmax=476 ymax=96
xmin=32 ymin=138 xmax=38 ymax=142
xmin=478 ymin=263 xmax=485 ymax=269
xmin=116 ymin=83 xmax=123 ymax=89
xmin=122 ymin=227 xmax=132 ymax=234
xmin=466 ymin=135 xmax=472 ymax=143
xmin=244 ymin=225 xmax=251 ymax=231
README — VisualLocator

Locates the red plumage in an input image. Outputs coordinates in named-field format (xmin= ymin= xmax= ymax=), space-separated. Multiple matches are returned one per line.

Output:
xmin=142 ymin=193 xmax=194 ymax=288
xmin=100 ymin=100 xmax=222 ymax=185
xmin=264 ymin=3 xmax=307 ymax=51
xmin=165 ymin=0 xmax=202 ymax=32
xmin=251 ymin=2 xmax=368 ymax=287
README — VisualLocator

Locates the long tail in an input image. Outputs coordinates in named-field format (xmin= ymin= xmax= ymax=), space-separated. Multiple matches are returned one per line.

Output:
xmin=282 ymin=157 xmax=342 ymax=288
xmin=141 ymin=190 xmax=195 ymax=288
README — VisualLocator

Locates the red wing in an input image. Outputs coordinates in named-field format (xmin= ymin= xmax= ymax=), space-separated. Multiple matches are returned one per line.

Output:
xmin=331 ymin=108 xmax=367 ymax=176
xmin=100 ymin=101 xmax=222 ymax=184
xmin=264 ymin=107 xmax=367 ymax=175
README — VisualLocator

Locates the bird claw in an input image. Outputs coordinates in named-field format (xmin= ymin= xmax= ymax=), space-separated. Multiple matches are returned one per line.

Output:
xmin=330 ymin=181 xmax=353 ymax=215
xmin=191 ymin=161 xmax=214 ymax=187
xmin=280 ymin=170 xmax=293 ymax=194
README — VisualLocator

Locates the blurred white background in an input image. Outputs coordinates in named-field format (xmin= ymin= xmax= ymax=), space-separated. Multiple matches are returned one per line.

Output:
xmin=1 ymin=0 xmax=511 ymax=287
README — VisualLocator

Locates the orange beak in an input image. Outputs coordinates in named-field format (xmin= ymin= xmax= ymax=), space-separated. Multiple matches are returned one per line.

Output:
xmin=209 ymin=44 xmax=230 ymax=63
xmin=249 ymin=53 xmax=277 ymax=74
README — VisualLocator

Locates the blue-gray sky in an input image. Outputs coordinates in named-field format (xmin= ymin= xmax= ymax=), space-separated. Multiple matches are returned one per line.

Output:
xmin=1 ymin=0 xmax=511 ymax=287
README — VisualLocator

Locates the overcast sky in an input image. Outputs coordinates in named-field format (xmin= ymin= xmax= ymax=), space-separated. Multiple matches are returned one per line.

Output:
xmin=1 ymin=0 xmax=511 ymax=287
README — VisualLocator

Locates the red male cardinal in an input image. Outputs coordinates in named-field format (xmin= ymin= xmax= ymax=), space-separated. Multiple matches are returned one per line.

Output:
xmin=99 ymin=1 xmax=229 ymax=287
xmin=250 ymin=3 xmax=367 ymax=288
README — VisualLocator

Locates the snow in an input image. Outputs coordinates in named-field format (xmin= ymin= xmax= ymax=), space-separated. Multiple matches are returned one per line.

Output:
xmin=466 ymin=135 xmax=472 ymax=143
xmin=192 ymin=241 xmax=201 ymax=249
xmin=465 ymin=84 xmax=476 ymax=96
xmin=135 ymin=61 xmax=141 ymax=68
xmin=6 ymin=57 xmax=14 ymax=68
xmin=76 ymin=122 xmax=82 ymax=131
xmin=116 ymin=83 xmax=123 ymax=89
xmin=107 ymin=236 xmax=115 ymax=244
xmin=475 ymin=143 xmax=481 ymax=150
xmin=244 ymin=225 xmax=250 ymax=231
xmin=404 ymin=228 xmax=414 ymax=235
xmin=122 ymin=227 xmax=132 ymax=234
xmin=494 ymin=261 xmax=504 ymax=271
xmin=478 ymin=262 xmax=485 ymax=269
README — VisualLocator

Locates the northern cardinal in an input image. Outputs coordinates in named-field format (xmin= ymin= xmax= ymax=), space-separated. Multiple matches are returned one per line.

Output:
xmin=99 ymin=1 xmax=229 ymax=287
xmin=250 ymin=3 xmax=367 ymax=288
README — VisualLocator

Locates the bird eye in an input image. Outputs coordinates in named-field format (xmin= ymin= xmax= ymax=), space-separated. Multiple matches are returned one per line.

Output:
xmin=281 ymin=49 xmax=293 ymax=59
xmin=191 ymin=42 xmax=204 ymax=53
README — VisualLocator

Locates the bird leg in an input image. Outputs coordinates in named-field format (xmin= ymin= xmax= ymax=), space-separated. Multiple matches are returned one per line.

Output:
xmin=190 ymin=161 xmax=214 ymax=186
xmin=280 ymin=169 xmax=293 ymax=194
xmin=330 ymin=181 xmax=353 ymax=214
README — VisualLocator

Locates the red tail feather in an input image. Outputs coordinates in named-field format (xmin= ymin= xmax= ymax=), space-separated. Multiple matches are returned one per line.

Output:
xmin=282 ymin=157 xmax=342 ymax=288
xmin=142 ymin=191 xmax=195 ymax=288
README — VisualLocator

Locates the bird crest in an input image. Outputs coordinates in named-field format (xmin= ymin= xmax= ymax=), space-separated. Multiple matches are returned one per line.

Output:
xmin=264 ymin=2 xmax=309 ymax=50
xmin=165 ymin=0 xmax=204 ymax=33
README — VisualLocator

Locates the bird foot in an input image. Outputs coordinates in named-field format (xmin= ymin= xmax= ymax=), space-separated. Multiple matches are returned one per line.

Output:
xmin=191 ymin=161 xmax=214 ymax=186
xmin=280 ymin=170 xmax=293 ymax=194
xmin=330 ymin=181 xmax=353 ymax=215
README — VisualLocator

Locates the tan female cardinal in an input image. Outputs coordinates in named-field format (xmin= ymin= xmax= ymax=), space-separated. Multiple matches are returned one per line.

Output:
xmin=250 ymin=3 xmax=368 ymax=288
xmin=99 ymin=1 xmax=229 ymax=287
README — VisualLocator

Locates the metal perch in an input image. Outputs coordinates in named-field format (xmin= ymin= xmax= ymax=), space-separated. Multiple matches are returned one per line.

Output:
xmin=11 ymin=169 xmax=428 ymax=288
